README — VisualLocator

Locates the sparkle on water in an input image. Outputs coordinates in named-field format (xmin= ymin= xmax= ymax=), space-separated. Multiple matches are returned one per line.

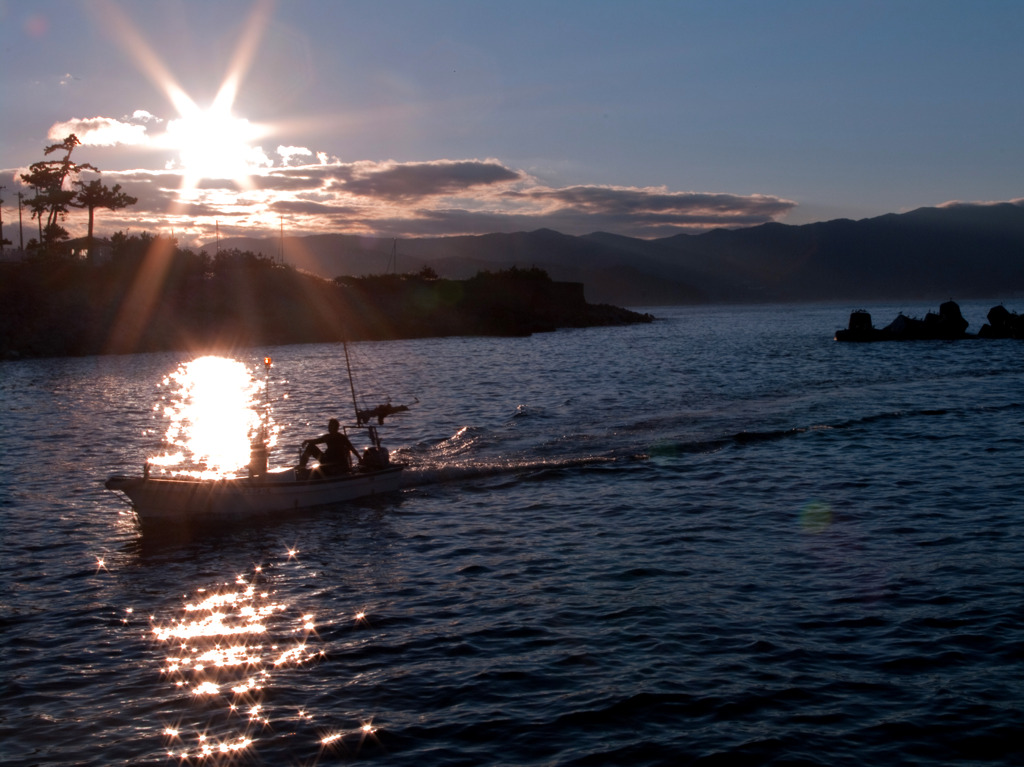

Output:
xmin=147 ymin=356 xmax=273 ymax=478
xmin=144 ymin=552 xmax=374 ymax=761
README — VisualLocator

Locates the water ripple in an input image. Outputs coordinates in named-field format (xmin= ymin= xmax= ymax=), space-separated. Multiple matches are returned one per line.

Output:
xmin=4 ymin=304 xmax=1024 ymax=765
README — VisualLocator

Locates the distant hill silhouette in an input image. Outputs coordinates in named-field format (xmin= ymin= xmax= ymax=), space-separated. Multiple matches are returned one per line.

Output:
xmin=216 ymin=203 xmax=1024 ymax=304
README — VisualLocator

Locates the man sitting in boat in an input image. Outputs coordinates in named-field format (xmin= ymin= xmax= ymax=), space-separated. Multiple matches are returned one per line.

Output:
xmin=298 ymin=418 xmax=361 ymax=475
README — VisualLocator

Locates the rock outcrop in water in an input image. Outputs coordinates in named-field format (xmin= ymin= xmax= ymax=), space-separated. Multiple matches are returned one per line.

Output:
xmin=835 ymin=300 xmax=1023 ymax=341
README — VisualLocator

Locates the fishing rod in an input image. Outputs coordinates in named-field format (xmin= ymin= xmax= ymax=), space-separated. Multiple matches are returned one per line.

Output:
xmin=343 ymin=341 xmax=360 ymax=427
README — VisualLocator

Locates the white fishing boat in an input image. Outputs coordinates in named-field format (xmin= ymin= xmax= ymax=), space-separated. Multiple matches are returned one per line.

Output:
xmin=105 ymin=348 xmax=410 ymax=524
xmin=104 ymin=461 xmax=404 ymax=521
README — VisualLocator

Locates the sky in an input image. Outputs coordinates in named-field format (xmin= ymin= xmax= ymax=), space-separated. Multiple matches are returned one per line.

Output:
xmin=1 ymin=0 xmax=1022 ymax=247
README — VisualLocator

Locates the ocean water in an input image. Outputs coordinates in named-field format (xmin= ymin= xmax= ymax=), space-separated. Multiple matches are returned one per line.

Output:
xmin=2 ymin=301 xmax=1023 ymax=766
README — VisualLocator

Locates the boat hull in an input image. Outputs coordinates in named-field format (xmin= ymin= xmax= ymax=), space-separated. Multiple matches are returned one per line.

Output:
xmin=105 ymin=465 xmax=404 ymax=522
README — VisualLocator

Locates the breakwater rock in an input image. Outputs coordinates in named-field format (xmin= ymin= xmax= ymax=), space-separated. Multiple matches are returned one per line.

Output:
xmin=835 ymin=300 xmax=1023 ymax=341
xmin=978 ymin=304 xmax=1024 ymax=339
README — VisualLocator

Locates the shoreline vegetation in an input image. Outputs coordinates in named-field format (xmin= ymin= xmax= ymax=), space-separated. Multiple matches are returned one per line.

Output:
xmin=0 ymin=233 xmax=652 ymax=360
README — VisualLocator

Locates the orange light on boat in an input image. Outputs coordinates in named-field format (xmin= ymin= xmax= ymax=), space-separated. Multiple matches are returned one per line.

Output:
xmin=264 ymin=356 xmax=272 ymax=367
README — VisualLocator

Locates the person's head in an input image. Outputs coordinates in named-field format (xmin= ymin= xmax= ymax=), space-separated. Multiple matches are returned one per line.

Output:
xmin=328 ymin=418 xmax=340 ymax=432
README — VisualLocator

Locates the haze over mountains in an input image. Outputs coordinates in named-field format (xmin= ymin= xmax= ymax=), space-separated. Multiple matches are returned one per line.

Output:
xmin=213 ymin=203 xmax=1024 ymax=306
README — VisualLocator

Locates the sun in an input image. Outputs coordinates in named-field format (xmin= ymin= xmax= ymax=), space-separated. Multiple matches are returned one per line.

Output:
xmin=165 ymin=103 xmax=266 ymax=186
xmin=100 ymin=0 xmax=275 ymax=191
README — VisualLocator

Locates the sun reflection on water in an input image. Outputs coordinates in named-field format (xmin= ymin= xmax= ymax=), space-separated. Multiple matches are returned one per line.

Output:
xmin=138 ymin=551 xmax=382 ymax=762
xmin=149 ymin=355 xmax=276 ymax=478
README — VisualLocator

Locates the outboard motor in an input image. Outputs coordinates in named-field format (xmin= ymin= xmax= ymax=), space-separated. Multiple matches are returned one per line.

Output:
xmin=361 ymin=446 xmax=390 ymax=470
xmin=360 ymin=425 xmax=391 ymax=470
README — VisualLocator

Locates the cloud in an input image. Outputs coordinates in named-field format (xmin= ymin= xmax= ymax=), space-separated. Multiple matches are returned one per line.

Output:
xmin=336 ymin=160 xmax=522 ymax=200
xmin=29 ymin=133 xmax=798 ymax=242
xmin=48 ymin=116 xmax=151 ymax=147
xmin=277 ymin=145 xmax=313 ymax=165
xmin=937 ymin=197 xmax=1024 ymax=209
xmin=253 ymin=169 xmax=329 ymax=192
xmin=269 ymin=198 xmax=361 ymax=217
xmin=517 ymin=185 xmax=795 ymax=226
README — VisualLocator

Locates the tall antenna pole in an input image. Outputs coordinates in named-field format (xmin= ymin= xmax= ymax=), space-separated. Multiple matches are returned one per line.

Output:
xmin=279 ymin=215 xmax=284 ymax=263
xmin=17 ymin=192 xmax=24 ymax=251
xmin=0 ymin=185 xmax=5 ymax=257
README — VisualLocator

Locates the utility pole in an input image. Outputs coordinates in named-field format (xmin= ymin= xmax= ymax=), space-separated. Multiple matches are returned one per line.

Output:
xmin=0 ymin=185 xmax=5 ymax=257
xmin=17 ymin=191 xmax=24 ymax=251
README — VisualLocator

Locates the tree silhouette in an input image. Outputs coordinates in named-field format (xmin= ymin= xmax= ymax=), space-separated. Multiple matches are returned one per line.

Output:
xmin=72 ymin=179 xmax=138 ymax=255
xmin=18 ymin=134 xmax=143 ymax=259
xmin=22 ymin=169 xmax=68 ymax=245
xmin=20 ymin=135 xmax=97 ymax=253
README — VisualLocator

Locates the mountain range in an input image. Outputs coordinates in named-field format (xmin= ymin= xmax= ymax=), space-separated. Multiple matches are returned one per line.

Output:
xmin=211 ymin=202 xmax=1024 ymax=306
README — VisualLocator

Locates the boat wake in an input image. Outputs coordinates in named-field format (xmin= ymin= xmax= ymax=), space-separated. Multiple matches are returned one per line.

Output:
xmin=647 ymin=401 xmax=1024 ymax=457
xmin=397 ymin=453 xmax=646 ymax=489
xmin=391 ymin=400 xmax=1021 ymax=491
